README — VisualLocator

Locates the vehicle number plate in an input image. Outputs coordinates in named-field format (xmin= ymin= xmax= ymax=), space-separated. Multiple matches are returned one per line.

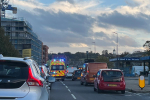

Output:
xmin=89 ymin=78 xmax=94 ymax=80
xmin=108 ymin=84 xmax=117 ymax=87
xmin=77 ymin=77 xmax=81 ymax=79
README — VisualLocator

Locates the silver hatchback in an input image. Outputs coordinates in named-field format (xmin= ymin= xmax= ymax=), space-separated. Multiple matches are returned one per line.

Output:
xmin=0 ymin=55 xmax=50 ymax=100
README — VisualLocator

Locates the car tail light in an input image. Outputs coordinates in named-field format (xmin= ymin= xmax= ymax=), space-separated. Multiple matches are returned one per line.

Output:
xmin=81 ymin=73 xmax=83 ymax=77
xmin=41 ymin=68 xmax=44 ymax=73
xmin=87 ymin=71 xmax=89 ymax=73
xmin=27 ymin=67 xmax=43 ymax=87
xmin=101 ymin=76 xmax=103 ymax=81
xmin=120 ymin=77 xmax=124 ymax=82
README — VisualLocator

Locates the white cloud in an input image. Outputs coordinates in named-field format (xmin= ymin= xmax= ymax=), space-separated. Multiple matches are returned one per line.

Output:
xmin=9 ymin=0 xmax=149 ymax=53
xmin=69 ymin=43 xmax=89 ymax=48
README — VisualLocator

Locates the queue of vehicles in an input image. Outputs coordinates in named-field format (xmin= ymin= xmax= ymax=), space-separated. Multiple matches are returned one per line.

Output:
xmin=70 ymin=62 xmax=126 ymax=94
xmin=0 ymin=53 xmax=126 ymax=100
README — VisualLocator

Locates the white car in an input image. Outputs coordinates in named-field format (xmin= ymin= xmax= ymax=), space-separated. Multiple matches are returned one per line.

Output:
xmin=66 ymin=67 xmax=77 ymax=78
xmin=0 ymin=54 xmax=54 ymax=100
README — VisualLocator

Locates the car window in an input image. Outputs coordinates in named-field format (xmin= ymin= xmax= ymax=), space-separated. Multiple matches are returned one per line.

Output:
xmin=0 ymin=60 xmax=28 ymax=79
xmin=51 ymin=65 xmax=64 ymax=70
xmin=102 ymin=71 xmax=122 ymax=77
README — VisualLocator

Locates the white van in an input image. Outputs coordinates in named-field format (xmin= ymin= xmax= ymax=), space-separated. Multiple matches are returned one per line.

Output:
xmin=132 ymin=66 xmax=149 ymax=76
xmin=66 ymin=67 xmax=77 ymax=78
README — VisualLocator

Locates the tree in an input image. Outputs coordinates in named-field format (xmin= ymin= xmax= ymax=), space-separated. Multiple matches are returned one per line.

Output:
xmin=0 ymin=28 xmax=20 ymax=57
xmin=95 ymin=56 xmax=114 ymax=68
xmin=143 ymin=41 xmax=150 ymax=56
xmin=120 ymin=51 xmax=130 ymax=57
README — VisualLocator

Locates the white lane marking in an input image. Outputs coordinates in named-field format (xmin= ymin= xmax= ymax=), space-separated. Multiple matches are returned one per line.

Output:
xmin=136 ymin=93 xmax=142 ymax=96
xmin=71 ymin=94 xmax=76 ymax=99
xmin=68 ymin=89 xmax=71 ymax=92
xmin=66 ymin=86 xmax=68 ymax=88
xmin=125 ymin=95 xmax=132 ymax=96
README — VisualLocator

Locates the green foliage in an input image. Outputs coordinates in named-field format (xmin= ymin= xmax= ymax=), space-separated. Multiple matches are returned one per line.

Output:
xmin=120 ymin=51 xmax=130 ymax=57
xmin=95 ymin=56 xmax=114 ymax=68
xmin=0 ymin=28 xmax=20 ymax=57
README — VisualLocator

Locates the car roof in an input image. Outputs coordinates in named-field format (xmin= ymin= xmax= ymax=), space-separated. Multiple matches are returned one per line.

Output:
xmin=0 ymin=56 xmax=33 ymax=65
xmin=86 ymin=62 xmax=107 ymax=64
xmin=99 ymin=69 xmax=121 ymax=71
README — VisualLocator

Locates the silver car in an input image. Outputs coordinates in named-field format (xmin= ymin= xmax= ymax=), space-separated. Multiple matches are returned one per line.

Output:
xmin=0 ymin=54 xmax=50 ymax=100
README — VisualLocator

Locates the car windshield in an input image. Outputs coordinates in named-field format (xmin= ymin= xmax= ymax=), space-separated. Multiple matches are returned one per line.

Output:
xmin=51 ymin=65 xmax=64 ymax=70
xmin=0 ymin=60 xmax=28 ymax=79
xmin=75 ymin=70 xmax=81 ymax=75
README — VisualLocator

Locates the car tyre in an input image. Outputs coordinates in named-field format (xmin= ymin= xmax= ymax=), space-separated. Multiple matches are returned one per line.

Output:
xmin=97 ymin=85 xmax=102 ymax=93
xmin=94 ymin=87 xmax=96 ymax=92
xmin=80 ymin=81 xmax=83 ymax=85
xmin=72 ymin=78 xmax=74 ymax=81
xmin=50 ymin=84 xmax=52 ymax=90
xmin=121 ymin=90 xmax=125 ymax=94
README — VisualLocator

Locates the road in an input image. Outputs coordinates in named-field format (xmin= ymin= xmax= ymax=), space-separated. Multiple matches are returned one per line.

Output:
xmin=50 ymin=79 xmax=150 ymax=100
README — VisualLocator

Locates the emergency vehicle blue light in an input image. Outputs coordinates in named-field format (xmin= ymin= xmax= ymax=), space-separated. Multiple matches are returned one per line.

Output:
xmin=54 ymin=59 xmax=56 ymax=62
xmin=60 ymin=59 xmax=61 ymax=61
xmin=62 ymin=59 xmax=64 ymax=62
xmin=83 ymin=64 xmax=85 ymax=67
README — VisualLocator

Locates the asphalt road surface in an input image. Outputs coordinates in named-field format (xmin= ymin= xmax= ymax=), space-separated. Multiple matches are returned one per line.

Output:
xmin=50 ymin=79 xmax=150 ymax=100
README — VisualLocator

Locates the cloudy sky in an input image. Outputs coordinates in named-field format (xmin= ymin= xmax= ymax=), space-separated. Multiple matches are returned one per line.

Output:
xmin=7 ymin=0 xmax=150 ymax=54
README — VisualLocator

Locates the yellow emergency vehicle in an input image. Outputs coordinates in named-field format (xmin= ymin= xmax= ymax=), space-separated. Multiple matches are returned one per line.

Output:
xmin=50 ymin=59 xmax=67 ymax=81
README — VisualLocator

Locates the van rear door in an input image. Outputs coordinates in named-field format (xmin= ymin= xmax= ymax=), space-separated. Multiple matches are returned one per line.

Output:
xmin=88 ymin=63 xmax=107 ymax=78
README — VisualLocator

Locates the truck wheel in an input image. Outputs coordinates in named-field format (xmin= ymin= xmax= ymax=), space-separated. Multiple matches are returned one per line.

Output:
xmin=62 ymin=79 xmax=64 ymax=81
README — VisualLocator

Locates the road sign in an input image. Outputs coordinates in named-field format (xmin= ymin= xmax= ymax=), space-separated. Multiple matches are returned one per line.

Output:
xmin=139 ymin=75 xmax=145 ymax=90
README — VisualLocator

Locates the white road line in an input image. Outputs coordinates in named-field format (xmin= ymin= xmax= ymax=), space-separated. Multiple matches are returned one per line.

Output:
xmin=68 ymin=89 xmax=71 ymax=92
xmin=125 ymin=95 xmax=132 ymax=96
xmin=136 ymin=93 xmax=142 ymax=96
xmin=66 ymin=86 xmax=68 ymax=88
xmin=71 ymin=94 xmax=76 ymax=99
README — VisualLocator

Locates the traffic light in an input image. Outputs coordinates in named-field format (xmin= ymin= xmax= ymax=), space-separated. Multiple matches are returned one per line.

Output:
xmin=67 ymin=64 xmax=69 ymax=68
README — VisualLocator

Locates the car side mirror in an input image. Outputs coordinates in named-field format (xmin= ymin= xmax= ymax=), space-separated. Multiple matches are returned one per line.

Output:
xmin=47 ymin=76 xmax=56 ymax=83
xmin=93 ymin=75 xmax=97 ymax=78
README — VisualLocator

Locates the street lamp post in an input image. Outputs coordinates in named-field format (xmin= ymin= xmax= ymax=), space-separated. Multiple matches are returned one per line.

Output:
xmin=92 ymin=42 xmax=96 ymax=53
xmin=113 ymin=32 xmax=118 ymax=68
xmin=89 ymin=48 xmax=91 ymax=59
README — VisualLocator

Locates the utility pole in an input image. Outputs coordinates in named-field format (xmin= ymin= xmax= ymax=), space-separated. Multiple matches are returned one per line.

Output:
xmin=92 ymin=42 xmax=96 ymax=53
xmin=89 ymin=48 xmax=91 ymax=59
xmin=113 ymin=32 xmax=119 ymax=68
